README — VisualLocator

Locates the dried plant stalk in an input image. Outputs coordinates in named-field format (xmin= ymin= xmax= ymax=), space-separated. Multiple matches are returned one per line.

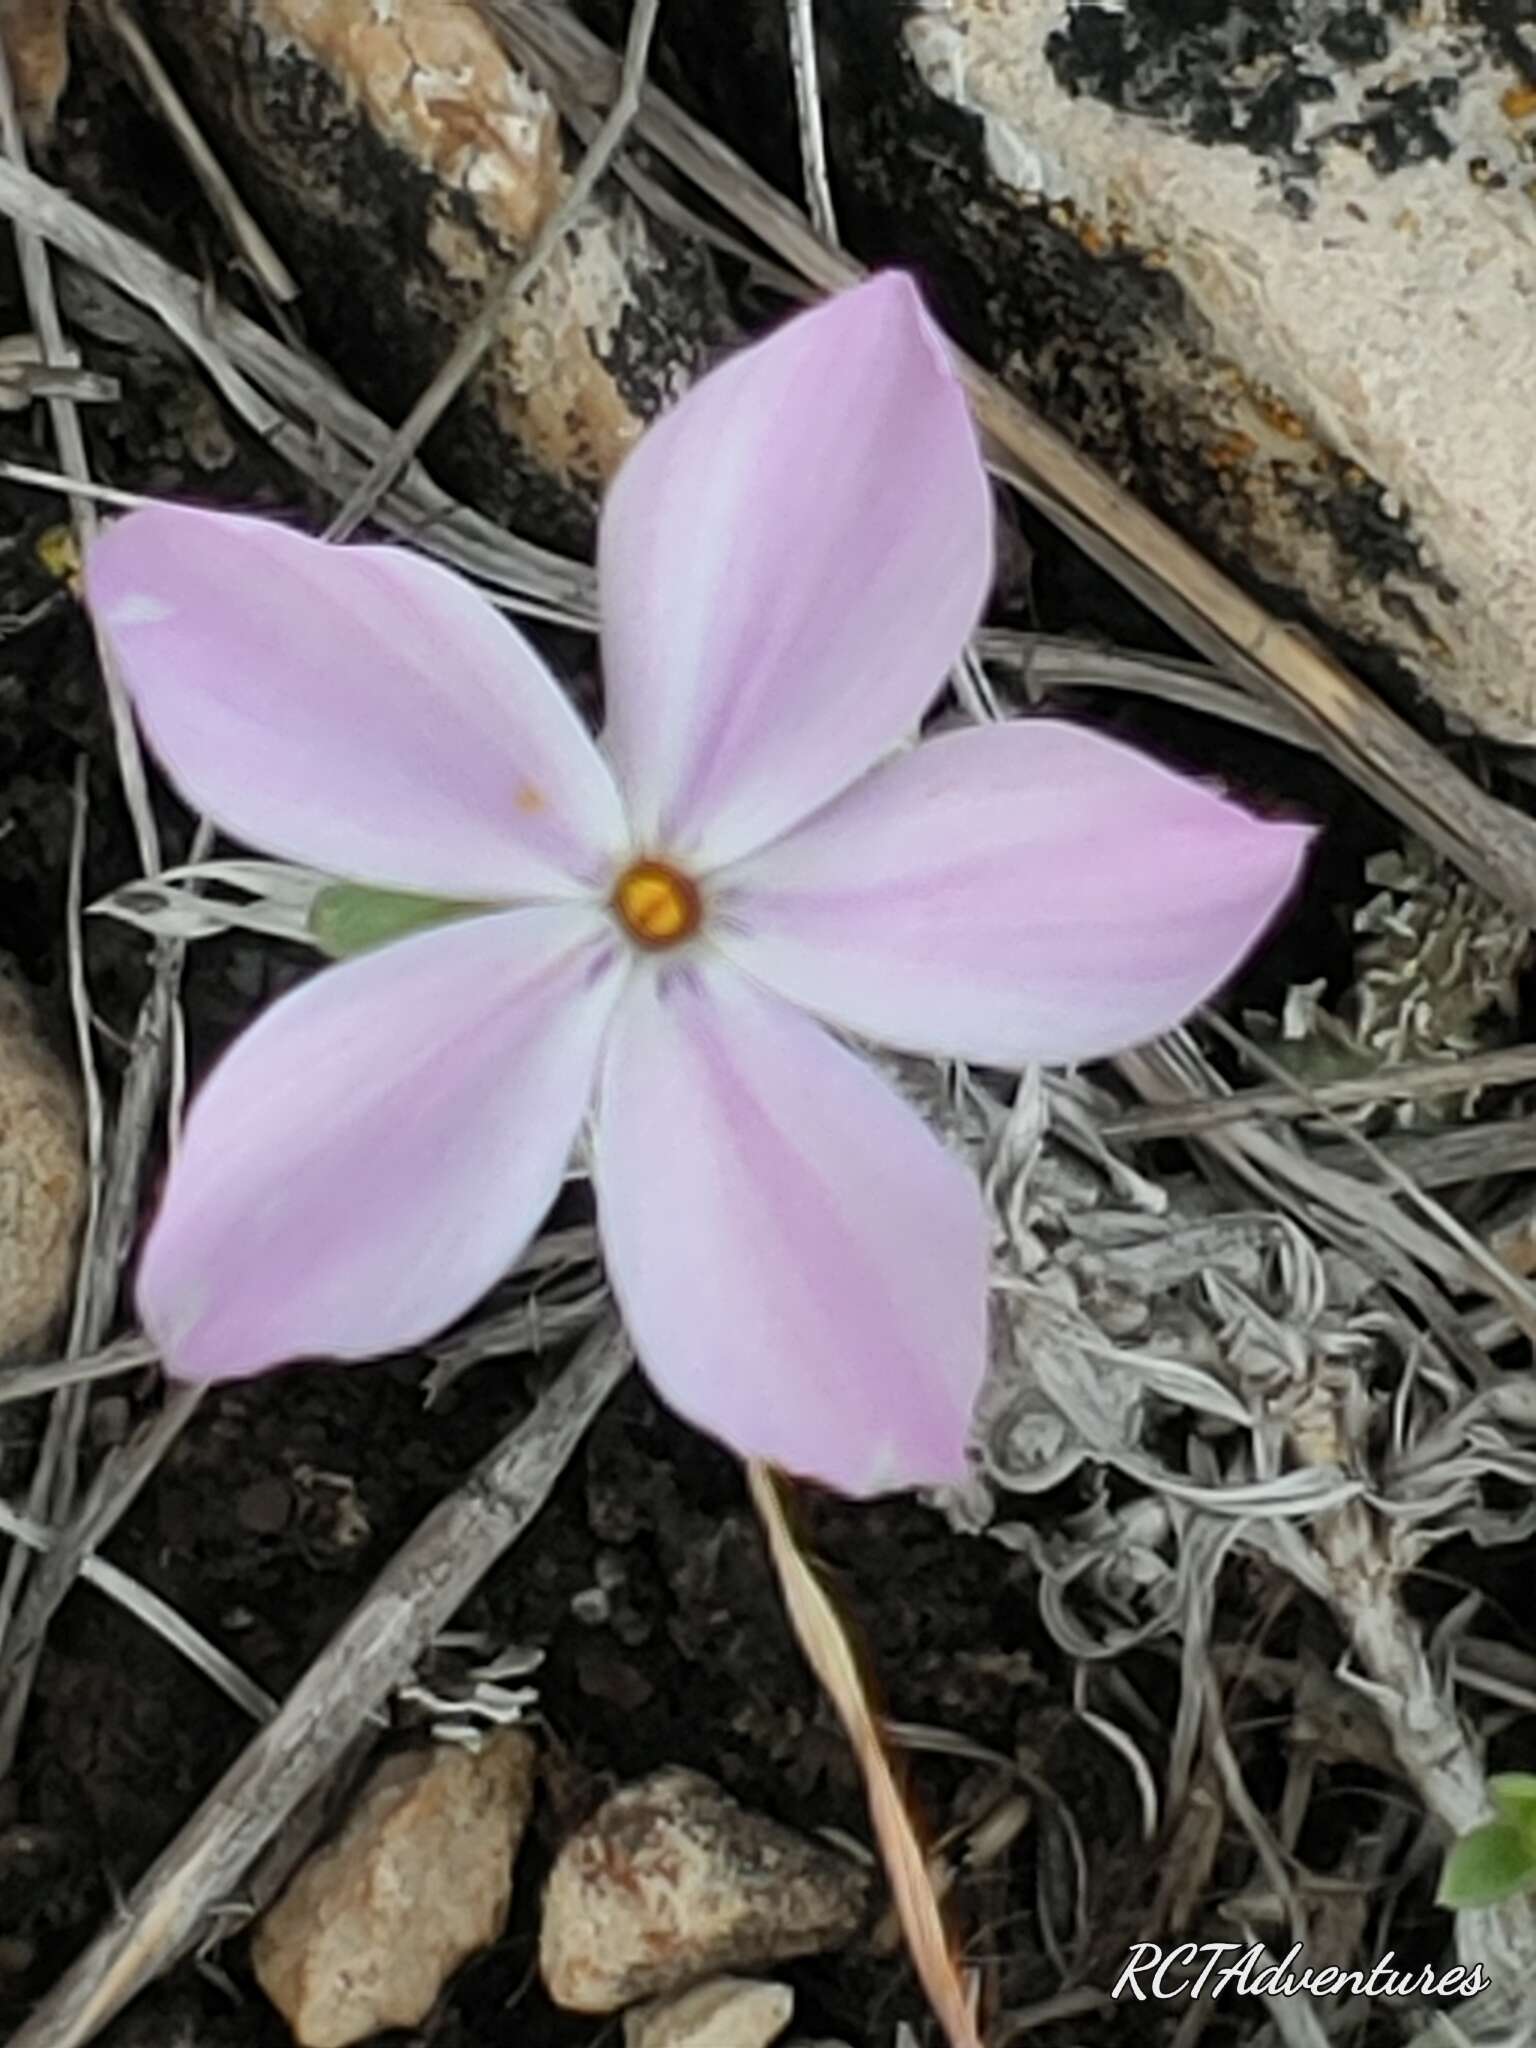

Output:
xmin=747 ymin=1461 xmax=981 ymax=2048
xmin=8 ymin=1324 xmax=630 ymax=2048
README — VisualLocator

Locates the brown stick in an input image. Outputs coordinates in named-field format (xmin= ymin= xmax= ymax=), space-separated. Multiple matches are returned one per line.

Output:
xmin=9 ymin=1322 xmax=630 ymax=2048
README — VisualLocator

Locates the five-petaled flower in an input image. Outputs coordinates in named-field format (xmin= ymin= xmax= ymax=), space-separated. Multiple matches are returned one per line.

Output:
xmin=87 ymin=274 xmax=1311 ymax=1497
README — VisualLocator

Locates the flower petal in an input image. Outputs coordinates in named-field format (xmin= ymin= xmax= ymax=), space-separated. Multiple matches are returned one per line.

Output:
xmin=598 ymin=273 xmax=993 ymax=867
xmin=592 ymin=961 xmax=988 ymax=1495
xmin=716 ymin=720 xmax=1314 ymax=1065
xmin=140 ymin=906 xmax=621 ymax=1380
xmin=87 ymin=505 xmax=626 ymax=898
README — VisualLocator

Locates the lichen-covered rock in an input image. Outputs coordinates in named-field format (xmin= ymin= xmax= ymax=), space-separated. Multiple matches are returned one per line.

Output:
xmin=540 ymin=1767 xmax=867 ymax=2012
xmin=0 ymin=965 xmax=84 ymax=1360
xmin=896 ymin=0 xmax=1536 ymax=737
xmin=126 ymin=0 xmax=730 ymax=549
xmin=251 ymin=1730 xmax=537 ymax=2048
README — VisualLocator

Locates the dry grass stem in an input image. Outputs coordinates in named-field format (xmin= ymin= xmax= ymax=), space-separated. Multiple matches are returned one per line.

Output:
xmin=0 ymin=1334 xmax=159 ymax=1405
xmin=1320 ymin=1114 xmax=1536 ymax=1190
xmin=1201 ymin=1011 xmax=1536 ymax=1345
xmin=323 ymin=0 xmax=662 ymax=542
xmin=0 ymin=1495 xmax=275 ymax=1721
xmin=0 ymin=953 xmax=190 ymax=1775
xmin=785 ymin=0 xmax=838 ymax=242
xmin=0 ymin=156 xmax=598 ymax=616
xmin=1101 ymin=1043 xmax=1536 ymax=1140
xmin=975 ymin=628 xmax=1316 ymax=749
xmin=0 ymin=456 xmax=149 ymax=506
xmin=748 ymin=1460 xmax=983 ymax=2048
xmin=103 ymin=0 xmax=298 ymax=303
xmin=0 ymin=1382 xmax=206 ymax=1771
xmin=0 ymin=20 xmax=187 ymax=1774
xmin=8 ymin=1321 xmax=631 ymax=2048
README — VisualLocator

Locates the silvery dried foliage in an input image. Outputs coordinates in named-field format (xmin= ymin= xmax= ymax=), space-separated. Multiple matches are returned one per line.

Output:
xmin=889 ymin=1042 xmax=1536 ymax=2032
xmin=886 ymin=1048 xmax=1536 ymax=1667
xmin=1264 ymin=841 xmax=1530 ymax=1127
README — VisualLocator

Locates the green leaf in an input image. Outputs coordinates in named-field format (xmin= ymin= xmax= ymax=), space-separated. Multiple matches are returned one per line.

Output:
xmin=307 ymin=883 xmax=488 ymax=959
xmin=1488 ymin=1775 xmax=1536 ymax=1851
xmin=1437 ymin=1820 xmax=1536 ymax=1909
xmin=1488 ymin=1774 xmax=1536 ymax=1818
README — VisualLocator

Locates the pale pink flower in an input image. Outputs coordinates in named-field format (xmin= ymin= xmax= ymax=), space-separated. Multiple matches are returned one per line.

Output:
xmin=86 ymin=274 xmax=1311 ymax=1496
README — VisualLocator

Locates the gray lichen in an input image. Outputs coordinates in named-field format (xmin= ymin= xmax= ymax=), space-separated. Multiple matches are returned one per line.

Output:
xmin=1266 ymin=840 xmax=1530 ymax=1122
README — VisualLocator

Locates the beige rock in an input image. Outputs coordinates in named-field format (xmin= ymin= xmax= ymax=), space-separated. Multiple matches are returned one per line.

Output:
xmin=901 ymin=0 xmax=1536 ymax=740
xmin=624 ymin=1977 xmax=795 ymax=2048
xmin=252 ymin=1730 xmax=537 ymax=2048
xmin=0 ymin=969 xmax=84 ymax=1360
xmin=540 ymin=1767 xmax=867 ymax=2013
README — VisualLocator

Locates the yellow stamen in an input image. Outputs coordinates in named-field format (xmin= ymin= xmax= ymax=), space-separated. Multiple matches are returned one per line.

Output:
xmin=612 ymin=859 xmax=701 ymax=948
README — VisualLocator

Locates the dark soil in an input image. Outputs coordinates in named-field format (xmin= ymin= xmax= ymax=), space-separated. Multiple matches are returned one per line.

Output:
xmin=0 ymin=12 xmax=1514 ymax=2048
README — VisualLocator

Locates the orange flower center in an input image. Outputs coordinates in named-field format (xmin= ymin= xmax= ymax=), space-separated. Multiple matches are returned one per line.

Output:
xmin=612 ymin=859 xmax=701 ymax=948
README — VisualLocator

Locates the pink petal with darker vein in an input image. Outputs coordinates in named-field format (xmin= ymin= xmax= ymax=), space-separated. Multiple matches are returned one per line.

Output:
xmin=141 ymin=906 xmax=621 ymax=1380
xmin=717 ymin=720 xmax=1314 ymax=1066
xmin=88 ymin=505 xmax=625 ymax=899
xmin=598 ymin=273 xmax=993 ymax=869
xmin=593 ymin=959 xmax=988 ymax=1496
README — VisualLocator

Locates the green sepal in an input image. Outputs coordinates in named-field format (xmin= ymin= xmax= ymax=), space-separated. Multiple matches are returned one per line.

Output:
xmin=1488 ymin=1775 xmax=1536 ymax=1817
xmin=1437 ymin=1820 xmax=1536 ymax=1909
xmin=307 ymin=883 xmax=490 ymax=959
xmin=1488 ymin=1775 xmax=1536 ymax=1851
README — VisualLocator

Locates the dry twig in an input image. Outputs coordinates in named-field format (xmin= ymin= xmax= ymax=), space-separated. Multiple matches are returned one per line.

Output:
xmin=784 ymin=0 xmax=837 ymax=242
xmin=9 ymin=1321 xmax=631 ymax=2048
xmin=103 ymin=0 xmax=297 ymax=304
xmin=0 ymin=18 xmax=190 ymax=1776
xmin=324 ymin=0 xmax=662 ymax=542
xmin=0 ymin=157 xmax=597 ymax=616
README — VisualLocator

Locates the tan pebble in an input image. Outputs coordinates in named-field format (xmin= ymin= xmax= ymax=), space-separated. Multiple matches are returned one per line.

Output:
xmin=252 ymin=1729 xmax=536 ymax=2048
xmin=0 ymin=970 xmax=85 ymax=1361
xmin=540 ymin=1766 xmax=867 ymax=2013
xmin=624 ymin=1976 xmax=795 ymax=2048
